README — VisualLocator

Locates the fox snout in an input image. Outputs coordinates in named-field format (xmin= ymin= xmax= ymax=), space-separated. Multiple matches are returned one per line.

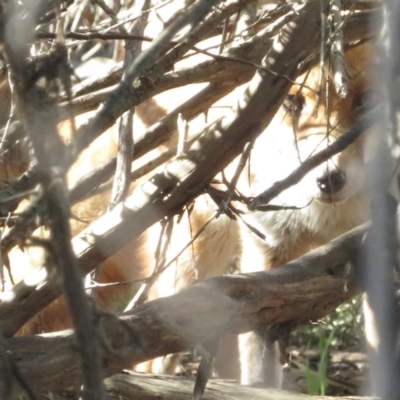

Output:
xmin=310 ymin=144 xmax=365 ymax=205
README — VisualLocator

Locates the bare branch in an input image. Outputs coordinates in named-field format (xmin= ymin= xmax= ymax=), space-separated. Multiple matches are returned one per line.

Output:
xmin=2 ymin=3 xmax=106 ymax=398
xmin=69 ymin=81 xmax=245 ymax=204
xmin=4 ymin=223 xmax=367 ymax=396
xmin=69 ymin=0 xmax=219 ymax=160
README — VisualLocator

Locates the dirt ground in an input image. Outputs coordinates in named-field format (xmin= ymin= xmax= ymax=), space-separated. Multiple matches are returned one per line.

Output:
xmin=176 ymin=345 xmax=370 ymax=396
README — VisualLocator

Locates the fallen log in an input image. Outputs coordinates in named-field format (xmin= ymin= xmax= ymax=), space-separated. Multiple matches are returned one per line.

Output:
xmin=49 ymin=372 xmax=373 ymax=400
xmin=4 ymin=223 xmax=367 ymax=398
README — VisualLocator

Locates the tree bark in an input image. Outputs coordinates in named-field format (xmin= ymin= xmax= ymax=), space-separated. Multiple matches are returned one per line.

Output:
xmin=4 ymin=223 xmax=366 ymax=398
xmin=40 ymin=372 xmax=372 ymax=400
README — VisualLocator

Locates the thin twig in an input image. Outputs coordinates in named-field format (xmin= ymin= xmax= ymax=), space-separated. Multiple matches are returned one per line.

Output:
xmin=128 ymin=213 xmax=217 ymax=309
xmin=0 ymin=212 xmax=12 ymax=291
xmin=329 ymin=0 xmax=348 ymax=98
xmin=109 ymin=109 xmax=134 ymax=209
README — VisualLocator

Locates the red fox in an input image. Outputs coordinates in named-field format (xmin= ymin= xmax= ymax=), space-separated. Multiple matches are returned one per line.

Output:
xmin=1 ymin=15 xmax=373 ymax=388
xmin=133 ymin=42 xmax=374 ymax=386
xmin=235 ymin=43 xmax=374 ymax=386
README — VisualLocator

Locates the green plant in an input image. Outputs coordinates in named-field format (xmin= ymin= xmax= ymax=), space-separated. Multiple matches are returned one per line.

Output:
xmin=291 ymin=295 xmax=364 ymax=350
xmin=302 ymin=326 xmax=336 ymax=395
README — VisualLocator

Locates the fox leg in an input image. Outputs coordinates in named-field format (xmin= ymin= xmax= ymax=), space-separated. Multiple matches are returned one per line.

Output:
xmin=239 ymin=329 xmax=282 ymax=387
xmin=238 ymin=223 xmax=284 ymax=387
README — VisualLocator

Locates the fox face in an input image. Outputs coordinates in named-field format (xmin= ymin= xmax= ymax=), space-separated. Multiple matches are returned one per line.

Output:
xmin=280 ymin=88 xmax=366 ymax=205
xmin=250 ymin=44 xmax=373 ymax=209
xmin=240 ymin=44 xmax=373 ymax=269
xmin=238 ymin=44 xmax=375 ymax=388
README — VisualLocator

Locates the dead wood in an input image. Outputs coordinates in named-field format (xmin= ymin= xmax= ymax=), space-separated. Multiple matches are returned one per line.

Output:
xmin=45 ymin=372 xmax=374 ymax=400
xmin=4 ymin=223 xmax=367 ymax=397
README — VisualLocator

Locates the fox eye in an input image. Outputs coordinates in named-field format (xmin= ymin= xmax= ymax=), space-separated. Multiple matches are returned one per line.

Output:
xmin=282 ymin=94 xmax=305 ymax=117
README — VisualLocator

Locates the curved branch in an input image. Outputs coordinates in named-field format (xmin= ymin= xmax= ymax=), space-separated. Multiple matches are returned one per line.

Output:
xmin=5 ymin=223 xmax=367 ymax=396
